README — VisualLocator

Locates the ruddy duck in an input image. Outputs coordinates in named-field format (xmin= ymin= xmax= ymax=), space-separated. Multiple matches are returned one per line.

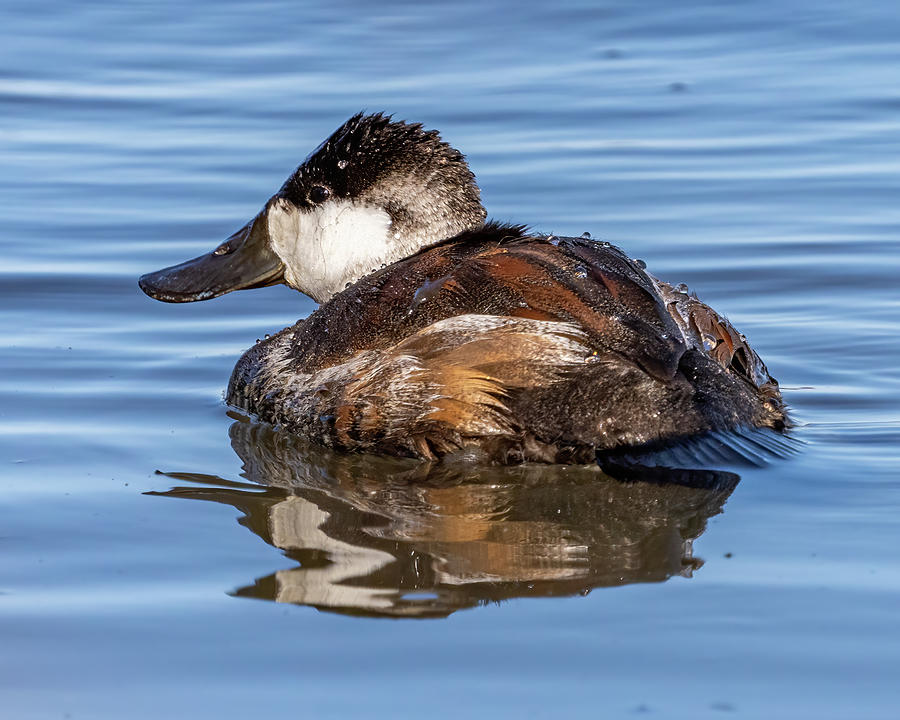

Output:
xmin=140 ymin=113 xmax=787 ymax=464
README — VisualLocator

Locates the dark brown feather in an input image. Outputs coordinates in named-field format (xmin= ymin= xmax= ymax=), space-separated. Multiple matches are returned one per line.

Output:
xmin=228 ymin=226 xmax=787 ymax=463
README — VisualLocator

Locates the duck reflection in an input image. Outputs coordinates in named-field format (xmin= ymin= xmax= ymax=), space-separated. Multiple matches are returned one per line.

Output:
xmin=149 ymin=420 xmax=740 ymax=619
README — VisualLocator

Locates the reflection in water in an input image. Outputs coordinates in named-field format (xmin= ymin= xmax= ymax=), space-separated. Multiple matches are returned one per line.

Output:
xmin=149 ymin=421 xmax=740 ymax=619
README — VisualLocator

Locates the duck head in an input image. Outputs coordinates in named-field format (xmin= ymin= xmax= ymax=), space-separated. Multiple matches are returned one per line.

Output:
xmin=139 ymin=113 xmax=487 ymax=304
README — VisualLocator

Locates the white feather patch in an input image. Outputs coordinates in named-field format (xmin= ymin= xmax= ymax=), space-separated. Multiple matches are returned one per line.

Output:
xmin=267 ymin=197 xmax=392 ymax=303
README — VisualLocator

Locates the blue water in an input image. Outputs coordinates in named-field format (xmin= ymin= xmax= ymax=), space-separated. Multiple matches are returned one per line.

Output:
xmin=2 ymin=1 xmax=899 ymax=717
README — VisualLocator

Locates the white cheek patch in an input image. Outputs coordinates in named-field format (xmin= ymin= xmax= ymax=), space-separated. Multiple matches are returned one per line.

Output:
xmin=267 ymin=197 xmax=393 ymax=303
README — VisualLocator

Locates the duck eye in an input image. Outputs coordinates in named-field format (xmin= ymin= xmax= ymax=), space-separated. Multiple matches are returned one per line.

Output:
xmin=309 ymin=185 xmax=331 ymax=204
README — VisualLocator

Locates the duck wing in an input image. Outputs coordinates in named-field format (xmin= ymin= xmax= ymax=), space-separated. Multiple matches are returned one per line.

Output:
xmin=286 ymin=229 xmax=687 ymax=385
xmin=463 ymin=236 xmax=687 ymax=382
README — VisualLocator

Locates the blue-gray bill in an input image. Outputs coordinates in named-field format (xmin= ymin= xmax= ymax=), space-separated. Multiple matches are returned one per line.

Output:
xmin=138 ymin=210 xmax=283 ymax=303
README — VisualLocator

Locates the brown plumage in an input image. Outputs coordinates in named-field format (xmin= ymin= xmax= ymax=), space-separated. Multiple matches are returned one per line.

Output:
xmin=228 ymin=224 xmax=787 ymax=463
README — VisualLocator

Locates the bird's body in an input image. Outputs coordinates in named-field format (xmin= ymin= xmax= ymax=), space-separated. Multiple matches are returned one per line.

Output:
xmin=141 ymin=113 xmax=787 ymax=464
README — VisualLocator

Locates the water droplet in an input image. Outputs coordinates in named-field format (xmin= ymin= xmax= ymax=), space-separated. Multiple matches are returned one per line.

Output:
xmin=675 ymin=282 xmax=689 ymax=293
xmin=702 ymin=333 xmax=718 ymax=351
xmin=580 ymin=231 xmax=592 ymax=239
xmin=635 ymin=258 xmax=647 ymax=269
xmin=264 ymin=334 xmax=270 ymax=339
xmin=337 ymin=159 xmax=348 ymax=170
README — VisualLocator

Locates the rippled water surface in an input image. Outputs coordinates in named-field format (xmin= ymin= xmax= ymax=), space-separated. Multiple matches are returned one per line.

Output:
xmin=2 ymin=1 xmax=899 ymax=717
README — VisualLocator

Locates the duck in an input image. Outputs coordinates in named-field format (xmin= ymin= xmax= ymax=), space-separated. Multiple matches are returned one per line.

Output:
xmin=139 ymin=112 xmax=787 ymax=465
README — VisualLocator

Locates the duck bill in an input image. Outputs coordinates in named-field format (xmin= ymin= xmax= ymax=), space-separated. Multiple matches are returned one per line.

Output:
xmin=139 ymin=210 xmax=284 ymax=303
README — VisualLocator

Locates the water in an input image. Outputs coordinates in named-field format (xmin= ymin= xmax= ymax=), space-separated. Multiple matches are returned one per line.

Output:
xmin=2 ymin=0 xmax=899 ymax=717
